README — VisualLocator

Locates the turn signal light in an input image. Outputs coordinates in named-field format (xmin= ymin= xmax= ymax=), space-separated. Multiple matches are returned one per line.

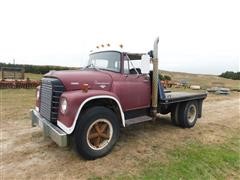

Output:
xmin=82 ymin=83 xmax=89 ymax=93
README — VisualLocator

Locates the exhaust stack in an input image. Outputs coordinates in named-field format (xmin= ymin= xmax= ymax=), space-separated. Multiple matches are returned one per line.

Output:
xmin=151 ymin=37 xmax=159 ymax=120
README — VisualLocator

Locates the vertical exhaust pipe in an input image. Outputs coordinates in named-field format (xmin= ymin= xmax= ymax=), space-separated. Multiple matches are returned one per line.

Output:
xmin=152 ymin=37 xmax=159 ymax=120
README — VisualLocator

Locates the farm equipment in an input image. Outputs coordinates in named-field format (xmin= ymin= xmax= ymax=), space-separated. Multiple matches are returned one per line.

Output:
xmin=190 ymin=85 xmax=201 ymax=90
xmin=0 ymin=79 xmax=40 ymax=89
xmin=207 ymin=82 xmax=230 ymax=95
xmin=0 ymin=67 xmax=40 ymax=89
xmin=207 ymin=87 xmax=230 ymax=95
xmin=1 ymin=67 xmax=25 ymax=80
xmin=31 ymin=37 xmax=207 ymax=159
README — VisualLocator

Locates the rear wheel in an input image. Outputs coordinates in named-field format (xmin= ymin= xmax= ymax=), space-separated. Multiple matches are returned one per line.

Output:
xmin=74 ymin=106 xmax=120 ymax=160
xmin=171 ymin=104 xmax=180 ymax=126
xmin=179 ymin=101 xmax=198 ymax=128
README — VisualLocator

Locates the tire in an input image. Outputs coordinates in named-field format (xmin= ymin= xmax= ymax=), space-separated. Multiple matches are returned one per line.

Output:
xmin=179 ymin=101 xmax=198 ymax=128
xmin=171 ymin=104 xmax=180 ymax=126
xmin=159 ymin=106 xmax=170 ymax=115
xmin=74 ymin=106 xmax=120 ymax=160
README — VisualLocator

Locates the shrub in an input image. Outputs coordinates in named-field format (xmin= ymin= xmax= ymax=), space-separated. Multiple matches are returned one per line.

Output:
xmin=159 ymin=74 xmax=172 ymax=81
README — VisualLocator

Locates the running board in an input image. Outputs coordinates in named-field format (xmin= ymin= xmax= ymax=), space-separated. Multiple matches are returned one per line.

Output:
xmin=125 ymin=115 xmax=152 ymax=126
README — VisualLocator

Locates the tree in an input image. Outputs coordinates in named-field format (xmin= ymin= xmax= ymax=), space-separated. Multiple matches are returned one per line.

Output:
xmin=0 ymin=62 xmax=74 ymax=74
xmin=164 ymin=75 xmax=171 ymax=81
xmin=158 ymin=74 xmax=164 ymax=80
xmin=219 ymin=71 xmax=240 ymax=80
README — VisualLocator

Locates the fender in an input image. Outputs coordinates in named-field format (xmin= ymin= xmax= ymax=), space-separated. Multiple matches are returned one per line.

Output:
xmin=57 ymin=90 xmax=125 ymax=134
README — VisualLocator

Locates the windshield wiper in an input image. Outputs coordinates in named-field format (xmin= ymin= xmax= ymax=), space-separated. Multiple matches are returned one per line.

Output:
xmin=83 ymin=63 xmax=100 ymax=71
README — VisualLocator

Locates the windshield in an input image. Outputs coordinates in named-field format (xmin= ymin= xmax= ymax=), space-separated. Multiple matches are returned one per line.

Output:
xmin=88 ymin=51 xmax=121 ymax=72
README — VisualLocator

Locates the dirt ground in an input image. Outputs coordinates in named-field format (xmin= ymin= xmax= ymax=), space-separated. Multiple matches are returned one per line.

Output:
xmin=1 ymin=90 xmax=240 ymax=179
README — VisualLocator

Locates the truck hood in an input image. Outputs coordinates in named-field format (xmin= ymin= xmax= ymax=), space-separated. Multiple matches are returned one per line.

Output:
xmin=44 ymin=69 xmax=113 ymax=91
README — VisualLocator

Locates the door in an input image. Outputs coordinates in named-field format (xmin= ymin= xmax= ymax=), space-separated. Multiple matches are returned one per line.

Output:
xmin=114 ymin=58 xmax=151 ymax=111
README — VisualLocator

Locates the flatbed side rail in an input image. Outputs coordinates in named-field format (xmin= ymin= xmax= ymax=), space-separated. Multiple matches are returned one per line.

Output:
xmin=159 ymin=93 xmax=207 ymax=105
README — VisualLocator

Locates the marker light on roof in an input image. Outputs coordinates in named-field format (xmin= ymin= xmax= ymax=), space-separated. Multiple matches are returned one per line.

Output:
xmin=94 ymin=43 xmax=123 ymax=50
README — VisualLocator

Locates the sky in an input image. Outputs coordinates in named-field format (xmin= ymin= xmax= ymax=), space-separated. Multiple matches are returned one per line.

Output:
xmin=0 ymin=0 xmax=239 ymax=75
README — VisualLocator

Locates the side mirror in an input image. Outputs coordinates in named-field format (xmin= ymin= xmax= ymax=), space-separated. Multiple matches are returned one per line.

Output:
xmin=148 ymin=50 xmax=153 ymax=58
xmin=141 ymin=54 xmax=150 ymax=74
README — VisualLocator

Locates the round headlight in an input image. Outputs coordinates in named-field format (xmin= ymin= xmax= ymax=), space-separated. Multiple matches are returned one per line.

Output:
xmin=60 ymin=98 xmax=68 ymax=114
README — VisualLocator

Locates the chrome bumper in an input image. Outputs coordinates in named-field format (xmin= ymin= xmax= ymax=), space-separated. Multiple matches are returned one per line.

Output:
xmin=30 ymin=109 xmax=68 ymax=147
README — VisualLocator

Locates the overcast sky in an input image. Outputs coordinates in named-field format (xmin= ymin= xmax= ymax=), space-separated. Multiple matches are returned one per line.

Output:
xmin=0 ymin=0 xmax=239 ymax=75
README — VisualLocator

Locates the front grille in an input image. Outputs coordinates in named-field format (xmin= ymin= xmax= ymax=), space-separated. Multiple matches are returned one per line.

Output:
xmin=40 ymin=78 xmax=64 ymax=123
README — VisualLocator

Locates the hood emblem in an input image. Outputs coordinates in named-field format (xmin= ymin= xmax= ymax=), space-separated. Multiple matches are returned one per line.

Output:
xmin=99 ymin=84 xmax=106 ymax=89
xmin=94 ymin=81 xmax=109 ymax=89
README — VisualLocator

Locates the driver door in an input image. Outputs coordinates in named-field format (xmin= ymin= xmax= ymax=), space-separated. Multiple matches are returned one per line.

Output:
xmin=117 ymin=58 xmax=151 ymax=111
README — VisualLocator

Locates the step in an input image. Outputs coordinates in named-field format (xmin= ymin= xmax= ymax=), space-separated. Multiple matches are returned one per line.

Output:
xmin=125 ymin=115 xmax=153 ymax=126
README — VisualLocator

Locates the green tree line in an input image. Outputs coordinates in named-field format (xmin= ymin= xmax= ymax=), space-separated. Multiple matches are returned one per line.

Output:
xmin=0 ymin=62 xmax=75 ymax=74
xmin=219 ymin=71 xmax=240 ymax=80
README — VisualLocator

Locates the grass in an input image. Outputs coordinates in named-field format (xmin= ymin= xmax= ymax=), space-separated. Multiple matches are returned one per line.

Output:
xmin=24 ymin=73 xmax=43 ymax=80
xmin=0 ymin=72 xmax=42 ymax=80
xmin=103 ymin=137 xmax=240 ymax=180
xmin=0 ymin=89 xmax=36 ymax=122
xmin=161 ymin=70 xmax=240 ymax=89
xmin=137 ymin=139 xmax=240 ymax=180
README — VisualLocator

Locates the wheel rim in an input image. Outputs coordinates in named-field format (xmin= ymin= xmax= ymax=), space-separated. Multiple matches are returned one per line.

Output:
xmin=86 ymin=119 xmax=113 ymax=151
xmin=187 ymin=104 xmax=197 ymax=123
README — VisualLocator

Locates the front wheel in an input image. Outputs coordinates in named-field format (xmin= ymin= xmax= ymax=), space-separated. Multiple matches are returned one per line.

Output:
xmin=74 ymin=106 xmax=120 ymax=160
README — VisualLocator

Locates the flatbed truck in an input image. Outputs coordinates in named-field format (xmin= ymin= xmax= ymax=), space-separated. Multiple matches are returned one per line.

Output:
xmin=31 ymin=38 xmax=207 ymax=159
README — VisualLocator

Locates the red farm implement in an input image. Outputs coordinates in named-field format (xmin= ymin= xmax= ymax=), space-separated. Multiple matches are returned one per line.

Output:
xmin=0 ymin=79 xmax=40 ymax=89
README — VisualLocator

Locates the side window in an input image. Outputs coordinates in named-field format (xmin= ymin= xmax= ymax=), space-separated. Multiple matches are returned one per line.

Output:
xmin=129 ymin=60 xmax=142 ymax=74
xmin=123 ymin=54 xmax=142 ymax=74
